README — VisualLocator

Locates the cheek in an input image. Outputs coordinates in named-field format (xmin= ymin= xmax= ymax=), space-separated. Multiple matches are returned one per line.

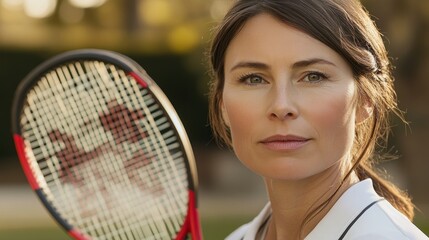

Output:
xmin=315 ymin=96 xmax=355 ymax=127
xmin=312 ymin=86 xmax=357 ymax=152
xmin=222 ymin=92 xmax=261 ymax=150
xmin=224 ymin=100 xmax=253 ymax=141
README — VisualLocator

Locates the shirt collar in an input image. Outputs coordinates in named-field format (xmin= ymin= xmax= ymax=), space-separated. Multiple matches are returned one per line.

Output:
xmin=242 ymin=179 xmax=382 ymax=240
xmin=305 ymin=178 xmax=382 ymax=239
xmin=242 ymin=203 xmax=272 ymax=240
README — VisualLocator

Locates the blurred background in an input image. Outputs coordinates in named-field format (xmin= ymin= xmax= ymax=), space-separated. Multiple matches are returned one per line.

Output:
xmin=0 ymin=0 xmax=428 ymax=239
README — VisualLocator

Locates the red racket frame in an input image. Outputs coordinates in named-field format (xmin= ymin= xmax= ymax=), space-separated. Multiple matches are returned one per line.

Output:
xmin=12 ymin=49 xmax=202 ymax=240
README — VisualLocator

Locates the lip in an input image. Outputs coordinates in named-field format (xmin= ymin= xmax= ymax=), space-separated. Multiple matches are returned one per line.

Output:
xmin=259 ymin=134 xmax=311 ymax=151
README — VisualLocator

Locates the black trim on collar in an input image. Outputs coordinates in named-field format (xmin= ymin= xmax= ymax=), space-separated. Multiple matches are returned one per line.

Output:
xmin=338 ymin=198 xmax=385 ymax=240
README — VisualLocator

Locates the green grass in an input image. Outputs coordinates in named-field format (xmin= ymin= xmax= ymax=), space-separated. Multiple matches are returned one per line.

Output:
xmin=0 ymin=216 xmax=251 ymax=240
xmin=0 ymin=216 xmax=426 ymax=239
xmin=0 ymin=228 xmax=69 ymax=240
xmin=415 ymin=218 xmax=429 ymax=236
xmin=201 ymin=216 xmax=252 ymax=239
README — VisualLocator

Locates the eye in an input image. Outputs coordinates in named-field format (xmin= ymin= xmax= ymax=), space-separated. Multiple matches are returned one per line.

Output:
xmin=239 ymin=74 xmax=266 ymax=85
xmin=303 ymin=72 xmax=327 ymax=83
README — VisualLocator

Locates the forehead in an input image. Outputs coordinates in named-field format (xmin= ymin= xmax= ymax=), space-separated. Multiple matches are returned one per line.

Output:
xmin=224 ymin=13 xmax=351 ymax=72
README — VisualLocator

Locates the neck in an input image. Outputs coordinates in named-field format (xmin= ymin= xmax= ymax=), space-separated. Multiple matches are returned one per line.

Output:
xmin=263 ymin=166 xmax=359 ymax=240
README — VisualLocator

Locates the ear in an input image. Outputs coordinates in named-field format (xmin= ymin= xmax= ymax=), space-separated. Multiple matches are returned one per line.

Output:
xmin=356 ymin=100 xmax=373 ymax=124
xmin=221 ymin=101 xmax=230 ymax=127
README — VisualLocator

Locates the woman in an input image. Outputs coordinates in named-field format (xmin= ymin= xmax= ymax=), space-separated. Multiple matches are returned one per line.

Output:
xmin=208 ymin=0 xmax=428 ymax=239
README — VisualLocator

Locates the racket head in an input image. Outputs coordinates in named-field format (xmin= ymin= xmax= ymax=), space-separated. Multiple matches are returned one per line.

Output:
xmin=11 ymin=49 xmax=200 ymax=240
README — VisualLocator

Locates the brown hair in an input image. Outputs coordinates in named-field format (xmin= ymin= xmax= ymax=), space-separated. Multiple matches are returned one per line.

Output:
xmin=208 ymin=0 xmax=414 ymax=221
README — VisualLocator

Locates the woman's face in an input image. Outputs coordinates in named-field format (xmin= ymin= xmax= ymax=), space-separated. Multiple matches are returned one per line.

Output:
xmin=222 ymin=14 xmax=363 ymax=181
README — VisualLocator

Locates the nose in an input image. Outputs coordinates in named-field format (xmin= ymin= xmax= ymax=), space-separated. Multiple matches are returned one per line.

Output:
xmin=267 ymin=86 xmax=298 ymax=120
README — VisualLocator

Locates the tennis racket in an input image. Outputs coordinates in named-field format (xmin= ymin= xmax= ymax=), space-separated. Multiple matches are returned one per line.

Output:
xmin=11 ymin=49 xmax=202 ymax=240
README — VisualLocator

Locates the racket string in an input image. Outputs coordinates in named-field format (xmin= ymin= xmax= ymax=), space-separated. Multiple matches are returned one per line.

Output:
xmin=90 ymin=62 xmax=186 ymax=238
xmin=20 ymin=60 xmax=190 ymax=239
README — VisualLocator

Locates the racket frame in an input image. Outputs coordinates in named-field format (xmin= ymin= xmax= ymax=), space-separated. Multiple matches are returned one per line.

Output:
xmin=11 ymin=49 xmax=201 ymax=240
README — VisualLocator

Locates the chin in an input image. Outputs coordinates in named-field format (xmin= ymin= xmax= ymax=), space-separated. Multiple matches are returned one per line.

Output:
xmin=256 ymin=165 xmax=316 ymax=181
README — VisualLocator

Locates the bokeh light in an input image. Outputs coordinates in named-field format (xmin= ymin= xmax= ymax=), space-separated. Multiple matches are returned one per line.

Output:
xmin=0 ymin=0 xmax=229 ymax=53
xmin=139 ymin=0 xmax=173 ymax=26
xmin=24 ymin=0 xmax=56 ymax=19
xmin=1 ymin=0 xmax=23 ymax=11
xmin=68 ymin=0 xmax=106 ymax=9
xmin=168 ymin=24 xmax=200 ymax=53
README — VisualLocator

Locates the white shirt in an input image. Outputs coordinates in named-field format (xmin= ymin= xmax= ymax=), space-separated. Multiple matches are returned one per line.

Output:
xmin=225 ymin=179 xmax=428 ymax=240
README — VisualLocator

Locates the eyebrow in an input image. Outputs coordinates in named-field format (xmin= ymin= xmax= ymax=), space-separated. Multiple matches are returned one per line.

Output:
xmin=229 ymin=61 xmax=270 ymax=72
xmin=292 ymin=58 xmax=337 ymax=69
xmin=229 ymin=58 xmax=337 ymax=72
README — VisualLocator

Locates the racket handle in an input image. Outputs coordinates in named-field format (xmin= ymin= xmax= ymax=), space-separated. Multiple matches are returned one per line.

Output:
xmin=175 ymin=191 xmax=203 ymax=240
xmin=189 ymin=191 xmax=203 ymax=240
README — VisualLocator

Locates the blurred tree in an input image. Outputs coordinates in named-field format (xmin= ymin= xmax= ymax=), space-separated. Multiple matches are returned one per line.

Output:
xmin=363 ymin=0 xmax=429 ymax=210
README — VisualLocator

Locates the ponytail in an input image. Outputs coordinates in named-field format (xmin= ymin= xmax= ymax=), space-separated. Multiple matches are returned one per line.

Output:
xmin=355 ymin=162 xmax=414 ymax=219
xmin=351 ymin=97 xmax=415 ymax=220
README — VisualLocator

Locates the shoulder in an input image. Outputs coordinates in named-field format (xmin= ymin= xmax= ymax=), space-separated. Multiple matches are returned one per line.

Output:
xmin=306 ymin=179 xmax=428 ymax=240
xmin=345 ymin=199 xmax=428 ymax=240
